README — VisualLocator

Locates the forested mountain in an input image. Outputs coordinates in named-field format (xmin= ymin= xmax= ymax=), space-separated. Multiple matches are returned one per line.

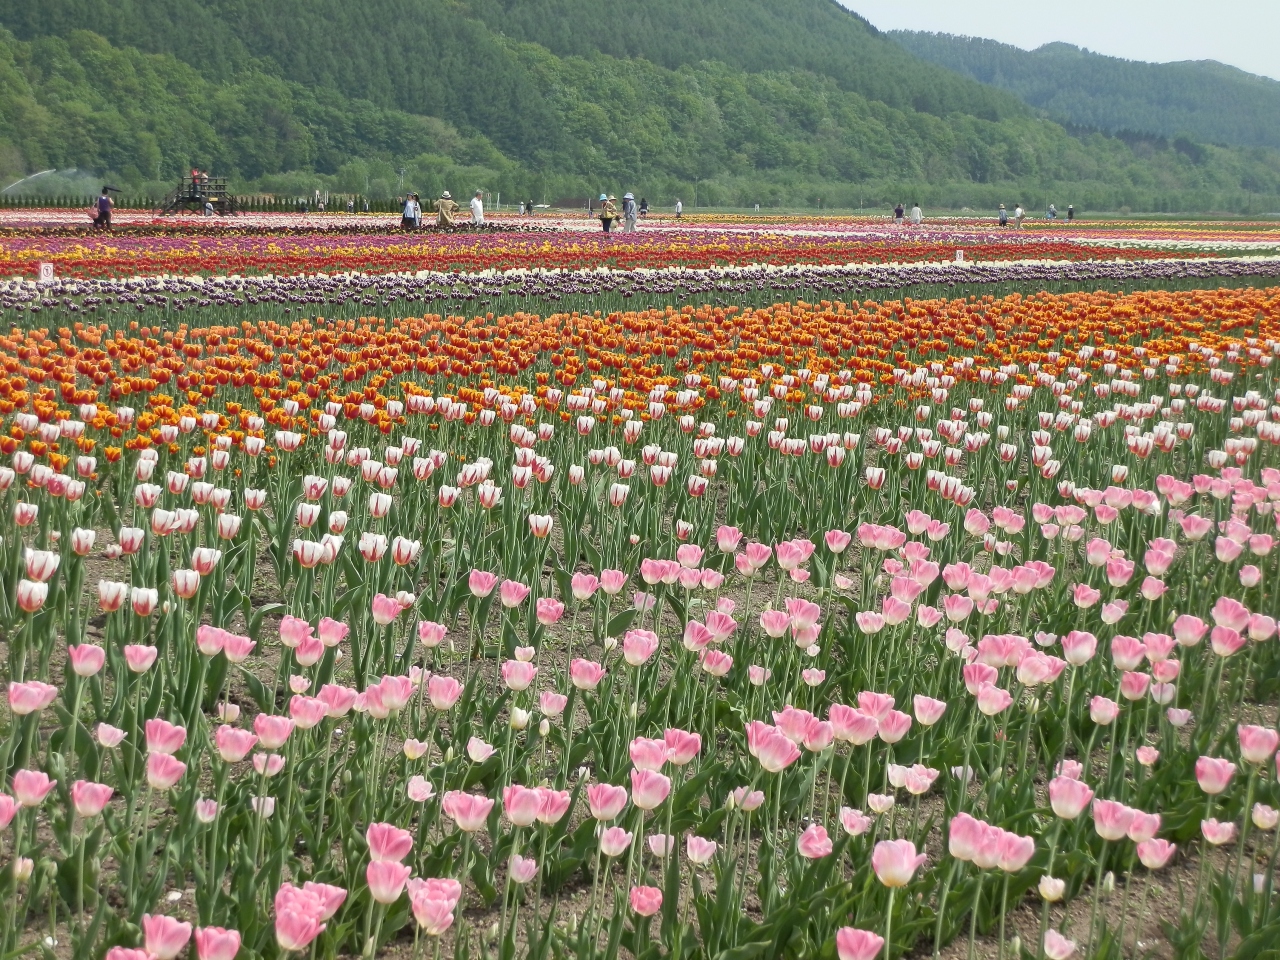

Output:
xmin=1 ymin=0 xmax=1279 ymax=211
xmin=893 ymin=31 xmax=1280 ymax=151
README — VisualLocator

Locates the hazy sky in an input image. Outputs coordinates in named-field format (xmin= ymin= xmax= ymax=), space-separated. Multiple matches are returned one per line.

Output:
xmin=842 ymin=1 xmax=1280 ymax=81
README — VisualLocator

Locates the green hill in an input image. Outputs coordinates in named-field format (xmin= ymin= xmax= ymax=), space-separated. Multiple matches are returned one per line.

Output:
xmin=892 ymin=31 xmax=1280 ymax=151
xmin=1 ymin=0 xmax=1279 ymax=212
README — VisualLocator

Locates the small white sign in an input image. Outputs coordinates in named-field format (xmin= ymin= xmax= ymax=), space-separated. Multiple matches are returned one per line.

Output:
xmin=38 ymin=262 xmax=55 ymax=282
xmin=955 ymin=250 xmax=965 ymax=262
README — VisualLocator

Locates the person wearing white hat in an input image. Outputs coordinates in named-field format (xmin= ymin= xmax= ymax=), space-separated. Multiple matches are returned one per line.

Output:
xmin=622 ymin=193 xmax=637 ymax=233
xmin=435 ymin=191 xmax=458 ymax=227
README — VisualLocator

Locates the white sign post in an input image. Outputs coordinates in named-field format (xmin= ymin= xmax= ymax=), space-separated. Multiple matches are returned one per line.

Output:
xmin=38 ymin=262 xmax=54 ymax=282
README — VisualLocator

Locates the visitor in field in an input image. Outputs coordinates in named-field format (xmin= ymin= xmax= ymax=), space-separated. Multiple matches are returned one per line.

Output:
xmin=599 ymin=195 xmax=617 ymax=233
xmin=675 ymin=199 xmax=683 ymax=218
xmin=894 ymin=202 xmax=904 ymax=224
xmin=402 ymin=195 xmax=418 ymax=231
xmin=1014 ymin=204 xmax=1024 ymax=229
xmin=639 ymin=197 xmax=649 ymax=217
xmin=92 ymin=187 xmax=112 ymax=230
xmin=436 ymin=191 xmax=458 ymax=227
xmin=910 ymin=202 xmax=922 ymax=225
xmin=1067 ymin=204 xmax=1075 ymax=222
xmin=471 ymin=191 xmax=485 ymax=226
xmin=622 ymin=193 xmax=638 ymax=233
xmin=998 ymin=203 xmax=1008 ymax=227
xmin=1048 ymin=203 xmax=1057 ymax=219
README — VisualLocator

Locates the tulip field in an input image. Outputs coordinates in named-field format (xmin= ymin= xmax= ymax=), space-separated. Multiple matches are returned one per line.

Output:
xmin=1 ymin=212 xmax=1279 ymax=960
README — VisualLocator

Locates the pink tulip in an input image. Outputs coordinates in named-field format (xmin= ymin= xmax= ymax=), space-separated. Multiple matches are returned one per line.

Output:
xmin=502 ymin=784 xmax=543 ymax=827
xmin=570 ymin=573 xmax=600 ymax=601
xmin=622 ymin=629 xmax=660 ymax=666
xmin=426 ymin=675 xmax=462 ymax=711
xmin=536 ymin=788 xmax=573 ymax=824
xmin=508 ymin=854 xmax=538 ymax=885
xmin=630 ymin=737 xmax=668 ymax=772
xmin=442 ymin=791 xmax=495 ymax=832
xmin=997 ymin=832 xmax=1035 ymax=872
xmin=1239 ymin=724 xmax=1280 ymax=765
xmin=539 ymin=691 xmax=568 ymax=717
xmin=466 ymin=737 xmax=496 ymax=762
xmin=976 ymin=683 xmax=1013 ymax=716
xmin=1136 ymin=838 xmax=1176 ymax=869
xmin=840 ymin=807 xmax=873 ymax=836
xmin=943 ymin=593 xmax=973 ymax=622
xmin=1201 ymin=818 xmax=1237 ymax=845
xmin=599 ymin=569 xmax=628 ymax=594
xmin=1089 ymin=696 xmax=1119 ymax=725
xmin=222 ymin=635 xmax=255 ymax=664
xmin=1061 ymin=630 xmax=1097 ymax=666
xmin=146 ymin=753 xmax=187 ymax=790
xmin=836 ymin=928 xmax=885 ymax=960
xmin=1211 ymin=626 xmax=1247 ymax=657
xmin=700 ymin=649 xmax=733 ymax=677
xmin=630 ymin=885 xmax=663 ymax=916
xmin=1044 ymin=930 xmax=1076 ymax=960
xmin=501 ymin=660 xmax=538 ymax=691
xmin=1049 ymin=777 xmax=1094 ymax=819
xmin=599 ymin=826 xmax=634 ymax=857
xmin=371 ymin=593 xmax=401 ymax=625
xmin=366 ymin=822 xmax=413 ymax=862
xmin=1195 ymin=756 xmax=1236 ymax=794
xmin=499 ymin=580 xmax=530 ymax=608
xmin=587 ymin=783 xmax=629 ymax=821
xmin=829 ymin=705 xmax=879 ymax=744
xmin=145 ymin=718 xmax=187 ymax=755
xmin=7 ymin=681 xmax=58 ymax=715
xmin=664 ymin=728 xmax=701 ymax=765
xmin=194 ymin=927 xmax=241 ymax=960
xmin=97 ymin=723 xmax=126 ymax=748
xmin=535 ymin=597 xmax=565 ymax=626
xmin=367 ymin=860 xmax=411 ymax=904
xmin=959 ymin=662 xmax=995 ymax=694
xmin=12 ymin=769 xmax=56 ymax=806
xmin=570 ymin=659 xmax=606 ymax=691
xmin=1120 ymin=672 xmax=1151 ymax=701
xmin=752 ymin=726 xmax=802 ymax=773
xmin=142 ymin=914 xmax=192 ymax=960
xmin=68 ymin=644 xmax=106 ymax=677
xmin=1092 ymin=799 xmax=1137 ymax=841
xmin=1128 ymin=812 xmax=1161 ymax=843
xmin=124 ymin=644 xmax=159 ymax=672
xmin=254 ymin=714 xmax=295 ymax=750
xmin=686 ymin=834 xmax=718 ymax=864
xmin=1211 ymin=596 xmax=1251 ymax=632
xmin=797 ymin=824 xmax=833 ymax=858
xmin=825 ymin=529 xmax=852 ymax=553
xmin=871 ymin=838 xmax=926 ymax=887
xmin=877 ymin=709 xmax=912 ymax=742
xmin=1071 ymin=583 xmax=1100 ymax=608
xmin=71 ymin=780 xmax=113 ymax=817
xmin=631 ymin=768 xmax=672 ymax=810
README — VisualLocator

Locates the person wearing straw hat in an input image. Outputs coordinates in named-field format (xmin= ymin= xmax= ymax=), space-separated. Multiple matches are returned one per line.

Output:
xmin=622 ymin=193 xmax=637 ymax=233
xmin=435 ymin=191 xmax=458 ymax=227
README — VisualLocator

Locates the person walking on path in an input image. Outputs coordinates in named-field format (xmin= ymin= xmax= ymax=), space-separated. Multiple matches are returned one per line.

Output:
xmin=436 ymin=191 xmax=458 ymax=227
xmin=910 ymin=202 xmax=922 ymax=226
xmin=622 ymin=193 xmax=637 ymax=233
xmin=998 ymin=203 xmax=1008 ymax=227
xmin=893 ymin=202 xmax=904 ymax=225
xmin=1067 ymin=205 xmax=1075 ymax=223
xmin=1014 ymin=204 xmax=1024 ymax=229
xmin=639 ymin=198 xmax=649 ymax=217
xmin=402 ymin=194 xmax=418 ymax=230
xmin=471 ymin=190 xmax=485 ymax=225
xmin=675 ymin=199 xmax=683 ymax=219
